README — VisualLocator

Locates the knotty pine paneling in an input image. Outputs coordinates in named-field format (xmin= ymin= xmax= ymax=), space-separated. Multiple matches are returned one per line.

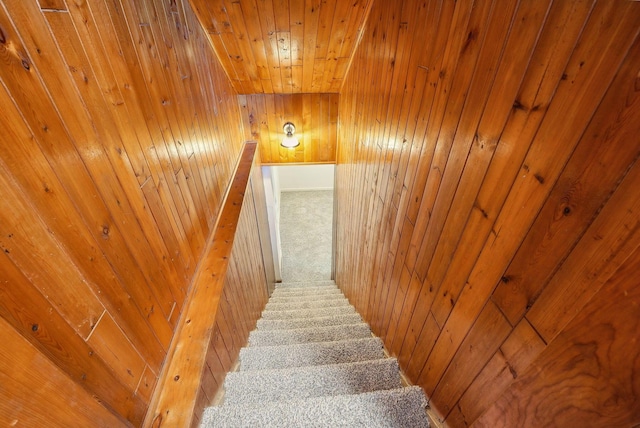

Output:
xmin=0 ymin=0 xmax=269 ymax=426
xmin=188 ymin=0 xmax=373 ymax=94
xmin=238 ymin=93 xmax=338 ymax=164
xmin=194 ymin=175 xmax=270 ymax=426
xmin=0 ymin=316 xmax=127 ymax=427
xmin=475 ymin=246 xmax=640 ymax=427
xmin=334 ymin=0 xmax=640 ymax=426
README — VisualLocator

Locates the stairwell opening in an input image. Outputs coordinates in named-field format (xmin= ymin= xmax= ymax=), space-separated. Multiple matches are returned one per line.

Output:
xmin=262 ymin=164 xmax=336 ymax=283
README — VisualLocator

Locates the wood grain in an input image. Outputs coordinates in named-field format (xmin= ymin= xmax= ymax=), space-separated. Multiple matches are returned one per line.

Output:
xmin=0 ymin=0 xmax=265 ymax=424
xmin=189 ymin=0 xmax=374 ymax=93
xmin=87 ymin=312 xmax=147 ymax=392
xmin=526 ymin=152 xmax=640 ymax=342
xmin=0 ymin=317 xmax=128 ymax=428
xmin=145 ymin=142 xmax=269 ymax=427
xmin=454 ymin=319 xmax=546 ymax=425
xmin=335 ymin=1 xmax=640 ymax=426
xmin=239 ymin=93 xmax=338 ymax=164
xmin=475 ymin=247 xmax=640 ymax=427
xmin=493 ymin=27 xmax=640 ymax=327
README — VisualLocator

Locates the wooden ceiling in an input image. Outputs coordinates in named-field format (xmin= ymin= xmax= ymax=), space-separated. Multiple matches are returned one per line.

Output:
xmin=188 ymin=0 xmax=374 ymax=94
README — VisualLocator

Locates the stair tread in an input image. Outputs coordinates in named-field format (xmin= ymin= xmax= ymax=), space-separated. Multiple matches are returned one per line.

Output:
xmin=248 ymin=322 xmax=371 ymax=346
xmin=259 ymin=305 xmax=356 ymax=320
xmin=275 ymin=280 xmax=336 ymax=288
xmin=272 ymin=284 xmax=338 ymax=291
xmin=267 ymin=293 xmax=347 ymax=303
xmin=264 ymin=298 xmax=350 ymax=311
xmin=256 ymin=313 xmax=363 ymax=331
xmin=201 ymin=386 xmax=429 ymax=428
xmin=270 ymin=289 xmax=342 ymax=298
xmin=239 ymin=337 xmax=385 ymax=371
xmin=224 ymin=359 xmax=401 ymax=404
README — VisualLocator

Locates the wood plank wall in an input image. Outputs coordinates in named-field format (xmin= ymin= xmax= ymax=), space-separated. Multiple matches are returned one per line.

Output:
xmin=194 ymin=172 xmax=271 ymax=427
xmin=335 ymin=0 xmax=640 ymax=426
xmin=192 ymin=173 xmax=269 ymax=426
xmin=238 ymin=93 xmax=339 ymax=164
xmin=0 ymin=0 xmax=270 ymax=426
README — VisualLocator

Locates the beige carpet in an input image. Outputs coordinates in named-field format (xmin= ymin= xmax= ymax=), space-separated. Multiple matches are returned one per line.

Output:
xmin=279 ymin=190 xmax=333 ymax=282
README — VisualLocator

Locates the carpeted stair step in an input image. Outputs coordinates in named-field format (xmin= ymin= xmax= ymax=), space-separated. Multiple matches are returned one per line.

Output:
xmin=267 ymin=293 xmax=347 ymax=303
xmin=238 ymin=337 xmax=385 ymax=371
xmin=274 ymin=280 xmax=337 ymax=288
xmin=259 ymin=305 xmax=356 ymax=320
xmin=270 ymin=287 xmax=341 ymax=297
xmin=224 ymin=358 xmax=402 ymax=404
xmin=264 ymin=298 xmax=350 ymax=311
xmin=273 ymin=282 xmax=337 ymax=290
xmin=201 ymin=386 xmax=429 ymax=428
xmin=256 ymin=313 xmax=362 ymax=331
xmin=248 ymin=323 xmax=371 ymax=346
xmin=275 ymin=279 xmax=338 ymax=289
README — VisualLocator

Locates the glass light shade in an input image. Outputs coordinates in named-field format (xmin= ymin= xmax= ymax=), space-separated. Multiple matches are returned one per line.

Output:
xmin=281 ymin=122 xmax=300 ymax=148
xmin=281 ymin=136 xmax=299 ymax=148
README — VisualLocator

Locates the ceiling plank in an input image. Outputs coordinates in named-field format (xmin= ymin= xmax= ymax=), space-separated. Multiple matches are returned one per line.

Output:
xmin=188 ymin=0 xmax=373 ymax=93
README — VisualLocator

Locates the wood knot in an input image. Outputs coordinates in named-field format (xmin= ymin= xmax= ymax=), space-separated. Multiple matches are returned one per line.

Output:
xmin=21 ymin=59 xmax=30 ymax=71
xmin=0 ymin=27 xmax=5 ymax=44
xmin=563 ymin=206 xmax=571 ymax=216
xmin=462 ymin=29 xmax=478 ymax=52
xmin=31 ymin=324 xmax=39 ymax=332
xmin=173 ymin=375 xmax=180 ymax=381
xmin=512 ymin=100 xmax=525 ymax=111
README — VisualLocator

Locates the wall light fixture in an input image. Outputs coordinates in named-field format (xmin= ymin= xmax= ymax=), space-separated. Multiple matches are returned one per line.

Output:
xmin=281 ymin=122 xmax=300 ymax=148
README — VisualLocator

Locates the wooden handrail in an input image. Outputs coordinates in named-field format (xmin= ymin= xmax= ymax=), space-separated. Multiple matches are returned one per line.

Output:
xmin=144 ymin=141 xmax=258 ymax=427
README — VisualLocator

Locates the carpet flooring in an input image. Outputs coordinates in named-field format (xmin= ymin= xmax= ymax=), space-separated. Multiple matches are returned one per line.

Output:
xmin=201 ymin=281 xmax=430 ymax=427
xmin=279 ymin=191 xmax=333 ymax=281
